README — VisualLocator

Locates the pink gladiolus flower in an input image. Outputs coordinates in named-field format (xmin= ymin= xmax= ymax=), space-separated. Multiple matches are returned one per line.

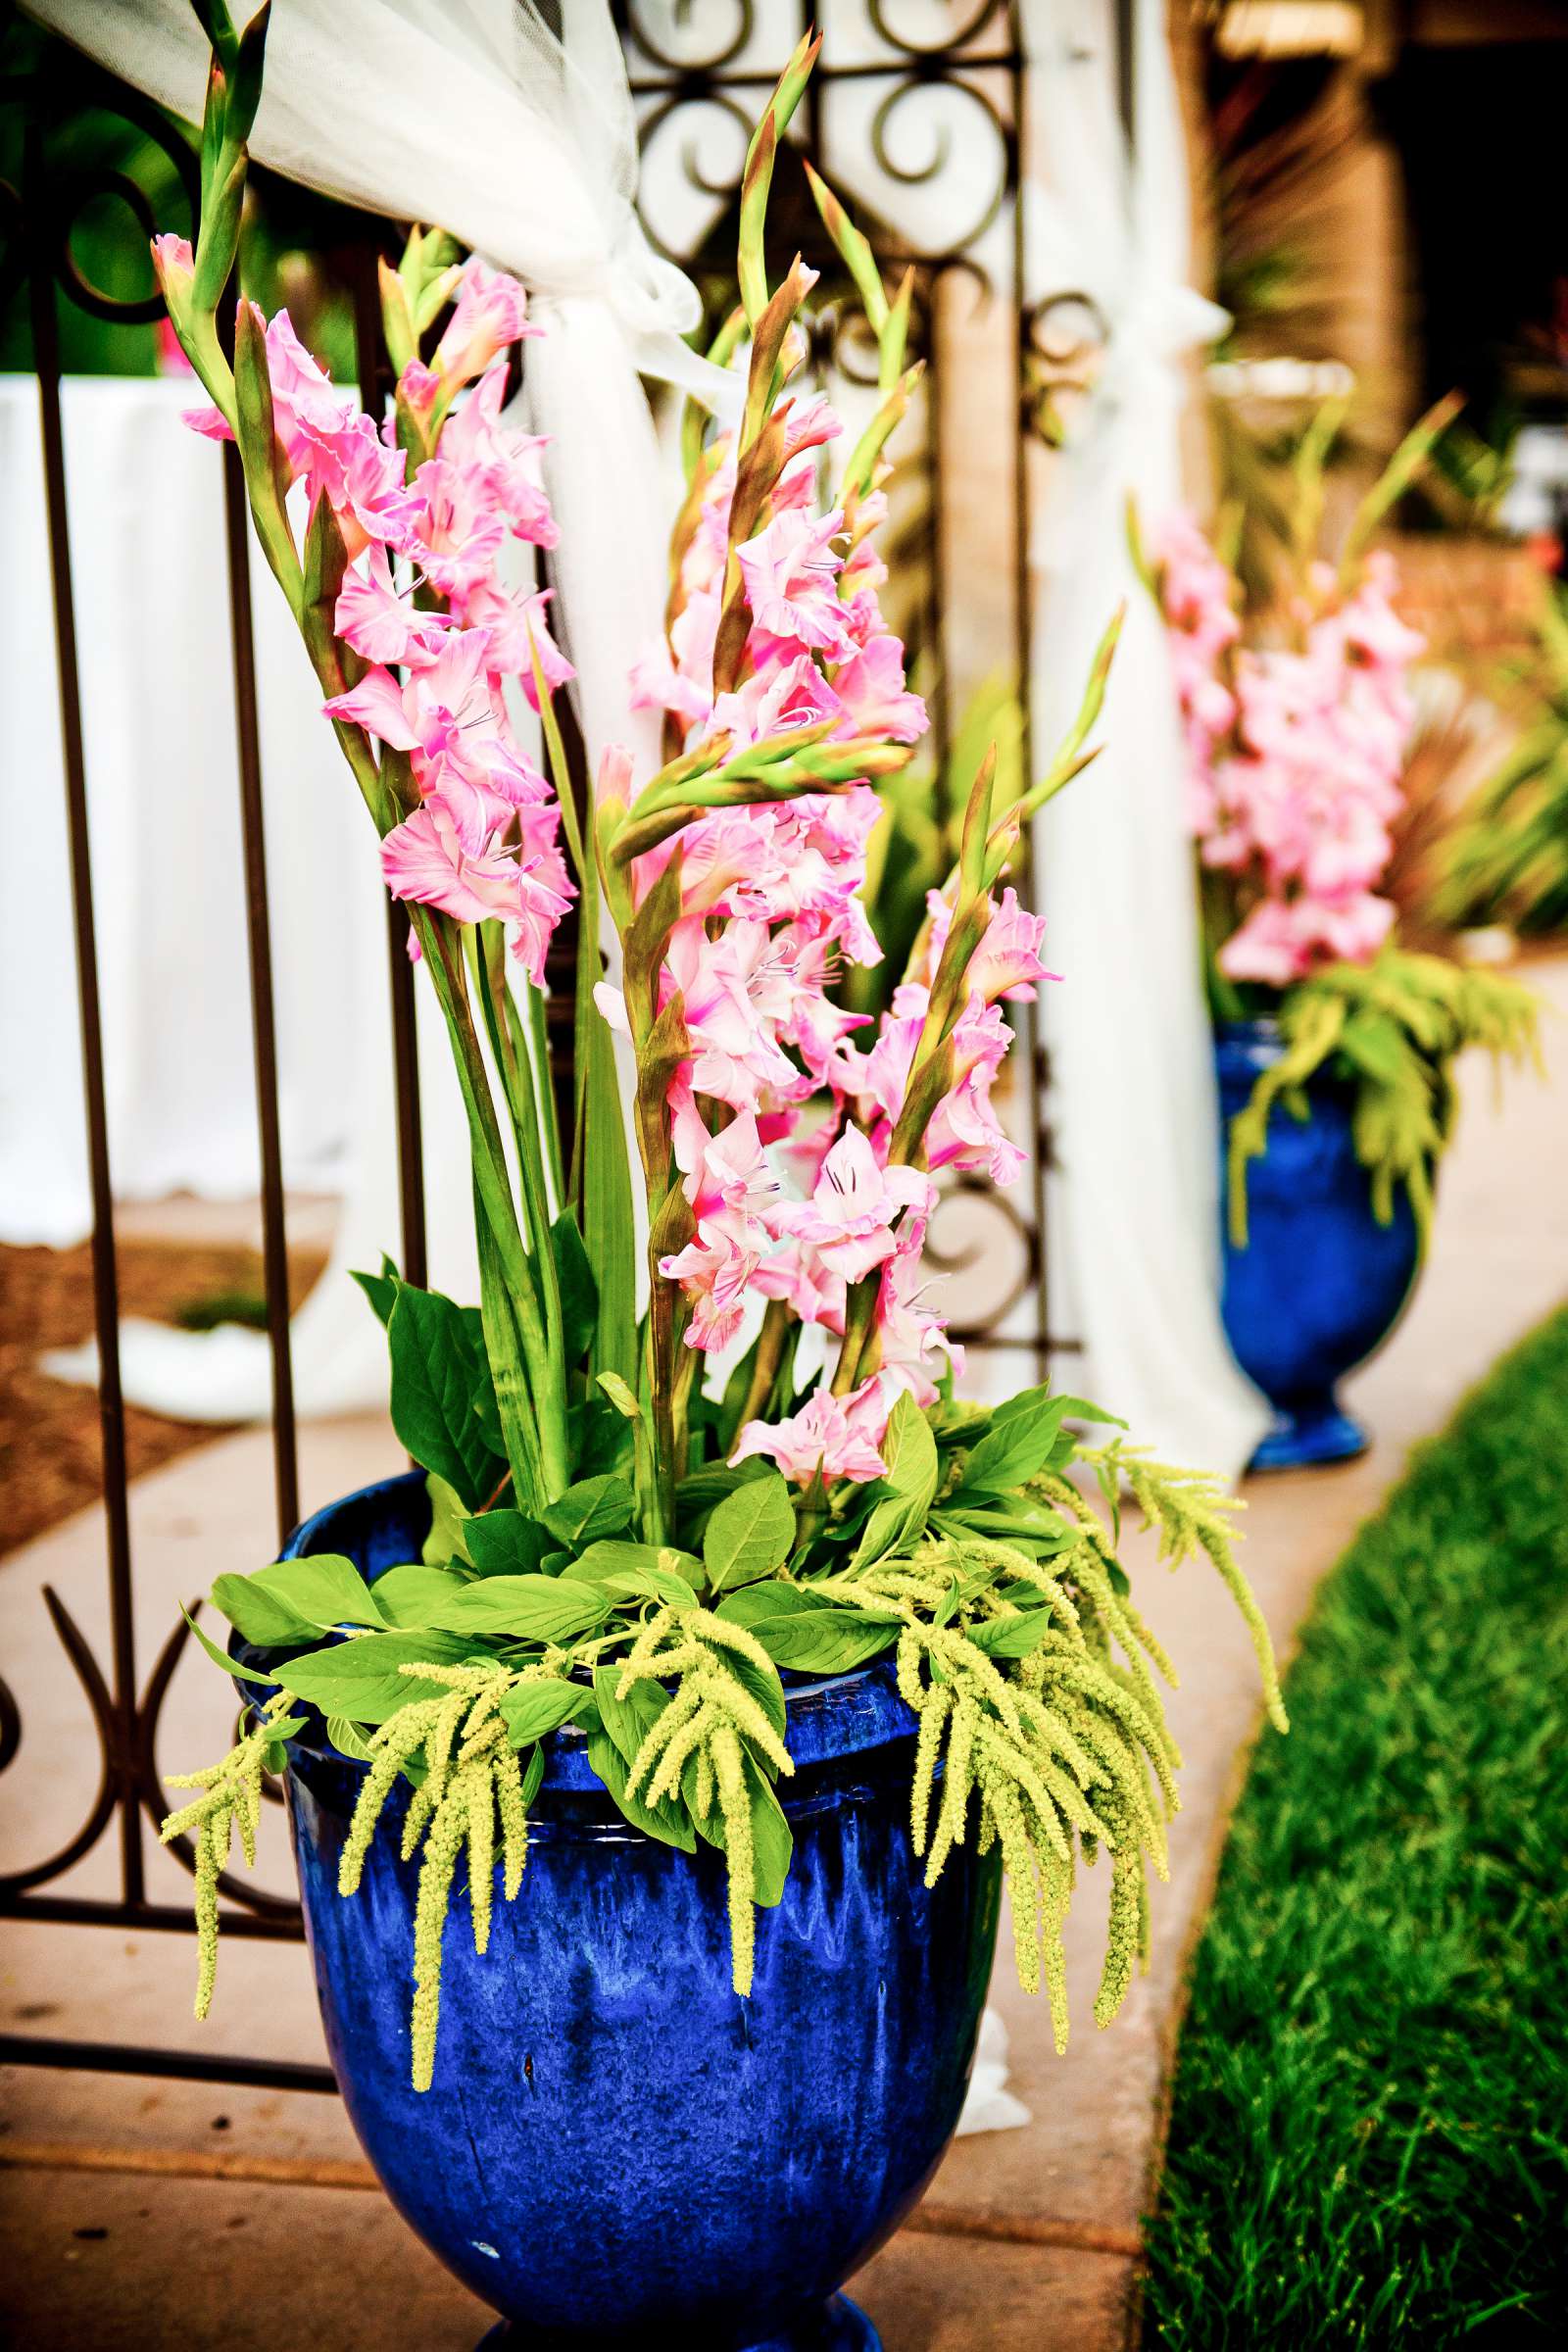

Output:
xmin=404 ymin=455 xmax=508 ymax=600
xmin=710 ymin=652 xmax=845 ymax=751
xmin=832 ymin=633 xmax=927 ymax=744
xmin=670 ymin=1093 xmax=785 ymax=1254
xmin=439 ymin=361 xmax=559 ymax=548
xmin=151 ymin=232 xmax=195 ymax=315
xmin=752 ymin=1238 xmax=847 ymax=1332
xmin=738 ymin=508 xmax=857 ymax=660
xmin=786 ymin=1127 xmax=934 ymax=1284
xmin=659 ymin=1232 xmax=760 ymax=1352
xmin=432 ymin=259 xmax=538 ymax=386
xmin=334 ymin=546 xmax=455 ymax=667
xmin=662 ymin=917 xmax=805 ymax=1109
xmin=323 ymin=631 xmax=550 ymax=853
xmin=873 ymin=1226 xmax=962 ymax=1407
xmin=380 ymin=805 xmax=572 ymax=984
xmin=730 ymin=1379 xmax=889 ymax=1486
xmin=967 ymin=888 xmax=1055 ymax=1003
xmin=453 ymin=582 xmax=575 ymax=708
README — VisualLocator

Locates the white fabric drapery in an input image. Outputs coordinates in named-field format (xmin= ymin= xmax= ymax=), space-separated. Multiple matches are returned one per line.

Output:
xmin=1021 ymin=0 xmax=1269 ymax=1476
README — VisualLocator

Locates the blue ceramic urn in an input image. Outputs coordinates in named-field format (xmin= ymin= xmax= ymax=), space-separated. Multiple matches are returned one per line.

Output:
xmin=1216 ymin=1021 xmax=1422 ymax=1471
xmin=259 ymin=1473 xmax=1001 ymax=2350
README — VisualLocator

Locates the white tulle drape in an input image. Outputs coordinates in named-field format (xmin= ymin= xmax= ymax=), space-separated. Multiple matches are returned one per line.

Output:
xmin=18 ymin=0 xmax=728 ymax=1418
xmin=1021 ymin=0 xmax=1268 ymax=1476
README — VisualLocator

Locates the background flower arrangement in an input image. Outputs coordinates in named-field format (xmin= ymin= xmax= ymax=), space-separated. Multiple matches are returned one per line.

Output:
xmin=154 ymin=9 xmax=1284 ymax=2099
xmin=1141 ymin=406 xmax=1540 ymax=1246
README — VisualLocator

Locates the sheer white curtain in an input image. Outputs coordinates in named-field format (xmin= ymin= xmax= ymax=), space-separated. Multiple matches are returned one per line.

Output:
xmin=21 ymin=0 xmax=729 ymax=1419
xmin=1021 ymin=0 xmax=1268 ymax=1477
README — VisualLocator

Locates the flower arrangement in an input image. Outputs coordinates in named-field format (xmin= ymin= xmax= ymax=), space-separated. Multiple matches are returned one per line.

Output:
xmin=1141 ymin=406 xmax=1539 ymax=1244
xmin=157 ymin=9 xmax=1284 ymax=2095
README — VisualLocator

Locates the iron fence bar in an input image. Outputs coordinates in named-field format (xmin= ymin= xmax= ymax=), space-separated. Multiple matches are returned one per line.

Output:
xmin=0 ymin=1894 xmax=307 ymax=1938
xmin=221 ymin=431 xmax=300 ymax=1545
xmin=24 ymin=112 xmax=143 ymax=1913
xmin=0 ymin=2034 xmax=338 ymax=2095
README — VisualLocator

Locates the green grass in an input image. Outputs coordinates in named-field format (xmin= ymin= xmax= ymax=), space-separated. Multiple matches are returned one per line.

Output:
xmin=1143 ymin=1307 xmax=1568 ymax=2348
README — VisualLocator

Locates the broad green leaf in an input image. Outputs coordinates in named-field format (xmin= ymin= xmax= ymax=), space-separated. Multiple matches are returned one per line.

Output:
xmin=540 ymin=1475 xmax=635 ymax=1548
xmin=592 ymin=1661 xmax=668 ymax=1767
xmin=717 ymin=1644 xmax=787 ymax=1741
xmin=275 ymin=1632 xmax=480 ymax=1723
xmin=968 ymin=1608 xmax=1056 ymax=1659
xmin=575 ymin=1541 xmax=702 ymax=1606
xmin=418 ymin=1574 xmax=612 ymax=1643
xmin=369 ymin=1563 xmax=466 ymax=1628
xmin=182 ymin=1605 xmax=274 ymax=1685
xmin=585 ymin=1675 xmax=696 ymax=1852
xmin=689 ymin=1749 xmax=792 ymax=1906
xmin=498 ymin=1680 xmax=595 ymax=1746
xmin=325 ymin=1714 xmax=377 ymax=1761
xmin=350 ymin=1254 xmax=399 ymax=1329
xmin=463 ymin=1509 xmax=554 ymax=1577
xmin=703 ymin=1471 xmax=796 ymax=1593
xmin=850 ymin=1392 xmax=938 ymax=1569
xmin=423 ymin=1473 xmax=475 ymax=1568
xmin=388 ymin=1285 xmax=507 ymax=1510
xmin=211 ymin=1555 xmax=384 ymax=1645
xmin=715 ymin=1583 xmax=896 ymax=1674
xmin=956 ymin=1393 xmax=1070 ymax=1495
xmin=550 ymin=1212 xmax=598 ymax=1367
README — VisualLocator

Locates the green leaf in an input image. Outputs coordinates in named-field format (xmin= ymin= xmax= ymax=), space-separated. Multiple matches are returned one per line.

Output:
xmin=703 ymin=1471 xmax=796 ymax=1593
xmin=498 ymin=1680 xmax=595 ymax=1746
xmin=422 ymin=1473 xmax=475 ymax=1569
xmin=690 ymin=1749 xmax=793 ymax=1905
xmin=417 ymin=1575 xmax=612 ymax=1644
xmin=463 ymin=1509 xmax=554 ymax=1578
xmin=350 ymin=1254 xmax=400 ymax=1330
xmin=275 ymin=1632 xmax=480 ymax=1723
xmin=715 ymin=1583 xmax=897 ymax=1673
xmin=956 ymin=1391 xmax=1070 ymax=1495
xmin=182 ymin=1605 xmax=274 ymax=1685
xmin=388 ymin=1285 xmax=507 ymax=1511
xmin=325 ymin=1714 xmax=377 ymax=1762
xmin=851 ymin=1392 xmax=938 ymax=1569
xmin=592 ymin=1661 xmax=665 ymax=1767
xmin=540 ymin=1475 xmax=635 ymax=1549
xmin=210 ymin=1555 xmax=384 ymax=1645
xmin=575 ymin=1541 xmax=702 ymax=1606
xmin=969 ymin=1608 xmax=1056 ymax=1659
xmin=368 ymin=1563 xmax=466 ymax=1628
xmin=550 ymin=1213 xmax=598 ymax=1367
xmin=596 ymin=1371 xmax=642 ymax=1422
xmin=586 ymin=1671 xmax=697 ymax=1851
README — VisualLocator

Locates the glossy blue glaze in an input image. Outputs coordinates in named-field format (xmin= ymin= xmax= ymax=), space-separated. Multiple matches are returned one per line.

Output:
xmin=262 ymin=1474 xmax=1001 ymax=2350
xmin=1217 ymin=1021 xmax=1421 ymax=1471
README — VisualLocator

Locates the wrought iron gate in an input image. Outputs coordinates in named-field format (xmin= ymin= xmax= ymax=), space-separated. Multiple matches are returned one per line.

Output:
xmin=0 ymin=0 xmax=1120 ymax=2097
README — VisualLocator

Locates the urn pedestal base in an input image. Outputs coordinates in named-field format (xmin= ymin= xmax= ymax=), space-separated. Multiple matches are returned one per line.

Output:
xmin=475 ymin=2292 xmax=881 ymax=2351
xmin=1249 ymin=1392 xmax=1368 ymax=1472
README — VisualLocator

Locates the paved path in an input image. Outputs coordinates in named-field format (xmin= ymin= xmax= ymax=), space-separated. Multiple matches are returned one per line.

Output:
xmin=4 ymin=956 xmax=1566 ymax=2349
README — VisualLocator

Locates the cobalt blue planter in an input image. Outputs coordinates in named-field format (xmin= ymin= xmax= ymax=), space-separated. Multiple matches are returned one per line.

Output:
xmin=254 ymin=1473 xmax=1001 ymax=2350
xmin=1216 ymin=1021 xmax=1422 ymax=1471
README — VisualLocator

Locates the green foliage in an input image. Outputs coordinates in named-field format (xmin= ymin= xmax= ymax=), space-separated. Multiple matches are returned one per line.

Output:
xmin=1143 ymin=1307 xmax=1568 ymax=2346
xmin=170 ymin=1384 xmax=1285 ymax=2089
xmin=1439 ymin=581 xmax=1568 ymax=941
xmin=1227 ymin=948 xmax=1540 ymax=1248
xmin=386 ymin=1281 xmax=509 ymax=1511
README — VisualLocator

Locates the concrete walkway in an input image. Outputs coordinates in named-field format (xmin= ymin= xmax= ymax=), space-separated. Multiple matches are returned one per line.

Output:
xmin=4 ymin=957 xmax=1566 ymax=2350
